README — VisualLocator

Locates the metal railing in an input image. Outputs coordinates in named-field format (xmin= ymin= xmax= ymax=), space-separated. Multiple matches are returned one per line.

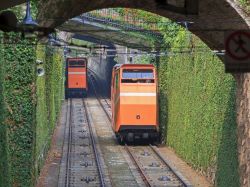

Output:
xmin=79 ymin=12 xmax=163 ymax=40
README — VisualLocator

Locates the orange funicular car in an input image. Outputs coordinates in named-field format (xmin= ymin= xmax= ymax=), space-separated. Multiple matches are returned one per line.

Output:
xmin=111 ymin=64 xmax=159 ymax=143
xmin=65 ymin=58 xmax=88 ymax=99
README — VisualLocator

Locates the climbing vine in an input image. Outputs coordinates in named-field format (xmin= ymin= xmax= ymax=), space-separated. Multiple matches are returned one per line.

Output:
xmin=0 ymin=32 xmax=9 ymax=187
xmin=0 ymin=33 xmax=64 ymax=187
xmin=0 ymin=32 xmax=36 ymax=187
xmin=35 ymin=45 xmax=64 ymax=179
xmin=159 ymin=30 xmax=239 ymax=186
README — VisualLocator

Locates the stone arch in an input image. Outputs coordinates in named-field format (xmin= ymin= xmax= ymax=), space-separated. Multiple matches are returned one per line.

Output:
xmin=37 ymin=0 xmax=249 ymax=51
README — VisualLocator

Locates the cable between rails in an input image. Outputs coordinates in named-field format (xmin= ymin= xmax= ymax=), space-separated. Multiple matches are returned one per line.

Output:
xmin=82 ymin=98 xmax=106 ymax=187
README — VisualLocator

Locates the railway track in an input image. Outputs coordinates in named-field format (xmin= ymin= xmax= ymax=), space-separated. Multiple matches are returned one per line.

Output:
xmin=88 ymin=71 xmax=112 ymax=122
xmin=65 ymin=99 xmax=72 ymax=187
xmin=89 ymin=72 xmax=192 ymax=187
xmin=82 ymin=99 xmax=106 ymax=187
xmin=125 ymin=144 xmax=192 ymax=187
xmin=58 ymin=99 xmax=108 ymax=187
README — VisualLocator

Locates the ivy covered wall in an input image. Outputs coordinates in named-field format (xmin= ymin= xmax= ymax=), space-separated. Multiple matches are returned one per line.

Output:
xmin=159 ymin=30 xmax=239 ymax=186
xmin=35 ymin=45 xmax=64 ymax=178
xmin=0 ymin=33 xmax=9 ymax=187
xmin=0 ymin=33 xmax=64 ymax=187
xmin=0 ymin=33 xmax=37 ymax=187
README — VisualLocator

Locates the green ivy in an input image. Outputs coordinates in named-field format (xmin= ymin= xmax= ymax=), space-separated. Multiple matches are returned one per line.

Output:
xmin=133 ymin=54 xmax=155 ymax=64
xmin=0 ymin=34 xmax=64 ymax=187
xmin=34 ymin=45 xmax=64 ymax=180
xmin=45 ymin=46 xmax=64 ymax=131
xmin=89 ymin=9 xmax=161 ymax=43
xmin=0 ymin=32 xmax=10 ymax=187
xmin=159 ymin=31 xmax=239 ymax=186
xmin=0 ymin=32 xmax=36 ymax=187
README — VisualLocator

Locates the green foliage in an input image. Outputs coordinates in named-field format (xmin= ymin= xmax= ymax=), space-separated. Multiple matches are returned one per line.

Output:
xmin=34 ymin=45 xmax=64 ymax=179
xmin=35 ymin=45 xmax=48 ymax=178
xmin=45 ymin=47 xmax=64 ymax=129
xmin=89 ymin=9 xmax=160 ymax=43
xmin=159 ymin=31 xmax=239 ymax=186
xmin=8 ymin=6 xmax=24 ymax=20
xmin=158 ymin=20 xmax=180 ymax=47
xmin=1 ymin=32 xmax=36 ymax=187
xmin=0 ymin=34 xmax=64 ymax=187
xmin=133 ymin=54 xmax=155 ymax=64
xmin=0 ymin=33 xmax=10 ymax=187
xmin=31 ymin=0 xmax=38 ymax=18
xmin=238 ymin=0 xmax=250 ymax=12
xmin=6 ymin=0 xmax=38 ymax=21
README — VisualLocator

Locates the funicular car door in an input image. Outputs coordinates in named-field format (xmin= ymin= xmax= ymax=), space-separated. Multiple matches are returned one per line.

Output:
xmin=112 ymin=70 xmax=120 ymax=129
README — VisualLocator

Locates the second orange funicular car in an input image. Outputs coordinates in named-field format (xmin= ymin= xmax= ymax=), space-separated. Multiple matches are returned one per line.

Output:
xmin=111 ymin=64 xmax=159 ymax=143
xmin=65 ymin=57 xmax=88 ymax=99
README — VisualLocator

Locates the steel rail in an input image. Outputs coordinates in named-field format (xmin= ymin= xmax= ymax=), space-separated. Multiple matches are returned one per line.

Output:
xmin=104 ymin=98 xmax=111 ymax=109
xmin=65 ymin=99 xmax=73 ymax=187
xmin=124 ymin=144 xmax=152 ymax=187
xmin=82 ymin=99 xmax=106 ymax=187
xmin=86 ymin=73 xmax=116 ymax=187
xmin=149 ymin=144 xmax=192 ymax=187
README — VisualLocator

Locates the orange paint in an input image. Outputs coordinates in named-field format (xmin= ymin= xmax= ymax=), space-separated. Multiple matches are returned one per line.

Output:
xmin=111 ymin=64 xmax=159 ymax=136
xmin=67 ymin=58 xmax=88 ymax=90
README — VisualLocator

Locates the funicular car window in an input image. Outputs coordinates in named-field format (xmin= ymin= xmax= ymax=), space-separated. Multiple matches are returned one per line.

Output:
xmin=122 ymin=69 xmax=154 ymax=83
xmin=69 ymin=60 xmax=86 ymax=67
xmin=122 ymin=69 xmax=154 ymax=79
